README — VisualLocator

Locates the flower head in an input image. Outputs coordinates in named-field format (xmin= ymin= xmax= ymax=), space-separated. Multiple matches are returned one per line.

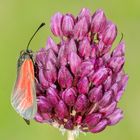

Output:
xmin=35 ymin=8 xmax=128 ymax=134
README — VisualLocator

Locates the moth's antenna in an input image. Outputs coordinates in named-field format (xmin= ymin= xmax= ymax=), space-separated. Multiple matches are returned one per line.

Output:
xmin=26 ymin=22 xmax=45 ymax=51
xmin=120 ymin=32 xmax=124 ymax=43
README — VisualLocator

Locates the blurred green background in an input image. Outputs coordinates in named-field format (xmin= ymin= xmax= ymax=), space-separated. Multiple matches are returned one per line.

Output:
xmin=0 ymin=0 xmax=139 ymax=140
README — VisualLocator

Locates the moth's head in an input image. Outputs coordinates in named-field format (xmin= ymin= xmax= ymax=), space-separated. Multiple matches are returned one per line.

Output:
xmin=20 ymin=49 xmax=33 ymax=56
xmin=18 ymin=50 xmax=33 ymax=68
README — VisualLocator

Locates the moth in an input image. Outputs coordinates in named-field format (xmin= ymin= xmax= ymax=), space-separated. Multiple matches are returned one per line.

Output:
xmin=11 ymin=23 xmax=45 ymax=124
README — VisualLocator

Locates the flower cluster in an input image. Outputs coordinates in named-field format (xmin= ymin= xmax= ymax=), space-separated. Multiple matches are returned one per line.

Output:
xmin=34 ymin=8 xmax=128 ymax=134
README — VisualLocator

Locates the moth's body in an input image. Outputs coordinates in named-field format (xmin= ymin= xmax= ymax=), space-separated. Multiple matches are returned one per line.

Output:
xmin=11 ymin=50 xmax=37 ymax=121
xmin=11 ymin=22 xmax=45 ymax=123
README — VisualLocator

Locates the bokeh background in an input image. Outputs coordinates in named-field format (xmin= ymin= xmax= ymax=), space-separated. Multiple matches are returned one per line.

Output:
xmin=0 ymin=0 xmax=140 ymax=140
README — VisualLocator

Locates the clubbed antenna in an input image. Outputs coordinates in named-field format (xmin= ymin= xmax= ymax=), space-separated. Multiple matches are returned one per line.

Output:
xmin=26 ymin=22 xmax=45 ymax=51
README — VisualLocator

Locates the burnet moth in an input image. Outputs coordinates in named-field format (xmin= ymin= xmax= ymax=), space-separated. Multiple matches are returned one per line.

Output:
xmin=11 ymin=23 xmax=45 ymax=124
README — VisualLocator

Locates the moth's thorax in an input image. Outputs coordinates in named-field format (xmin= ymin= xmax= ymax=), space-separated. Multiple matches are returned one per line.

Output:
xmin=18 ymin=50 xmax=33 ymax=68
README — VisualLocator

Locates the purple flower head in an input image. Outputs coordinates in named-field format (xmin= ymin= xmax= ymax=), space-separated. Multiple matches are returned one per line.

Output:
xmin=34 ymin=8 xmax=128 ymax=135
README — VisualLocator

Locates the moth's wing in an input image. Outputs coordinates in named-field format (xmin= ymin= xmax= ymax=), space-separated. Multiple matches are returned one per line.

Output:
xmin=11 ymin=59 xmax=37 ymax=120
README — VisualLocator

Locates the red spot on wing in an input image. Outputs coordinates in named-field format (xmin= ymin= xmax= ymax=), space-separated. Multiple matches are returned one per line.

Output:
xmin=16 ymin=59 xmax=35 ymax=109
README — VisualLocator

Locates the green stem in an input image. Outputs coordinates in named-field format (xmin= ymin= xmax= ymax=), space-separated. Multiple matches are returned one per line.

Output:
xmin=67 ymin=131 xmax=75 ymax=140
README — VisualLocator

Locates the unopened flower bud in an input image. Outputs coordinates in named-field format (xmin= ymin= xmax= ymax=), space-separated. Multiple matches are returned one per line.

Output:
xmin=84 ymin=113 xmax=102 ymax=129
xmin=66 ymin=39 xmax=77 ymax=54
xmin=64 ymin=119 xmax=74 ymax=130
xmin=74 ymin=94 xmax=88 ymax=112
xmin=46 ymin=87 xmax=59 ymax=107
xmin=99 ymin=90 xmax=113 ymax=107
xmin=115 ymin=70 xmax=125 ymax=82
xmin=79 ymin=61 xmax=94 ymax=77
xmin=94 ymin=58 xmax=104 ymax=70
xmin=88 ymin=85 xmax=103 ymax=103
xmin=46 ymin=37 xmax=58 ymax=54
xmin=55 ymin=100 xmax=69 ymax=119
xmin=90 ymin=119 xmax=108 ymax=133
xmin=96 ymin=40 xmax=112 ymax=56
xmin=119 ymin=74 xmax=128 ymax=91
xmin=58 ymin=45 xmax=67 ymax=66
xmin=102 ymin=52 xmax=111 ymax=63
xmin=73 ymin=17 xmax=88 ymax=40
xmin=68 ymin=52 xmax=81 ymax=74
xmin=77 ymin=76 xmax=89 ymax=94
xmin=34 ymin=112 xmax=44 ymax=123
xmin=91 ymin=9 xmax=107 ymax=33
xmin=103 ymin=75 xmax=112 ymax=91
xmin=58 ymin=66 xmax=73 ymax=88
xmin=39 ymin=68 xmax=49 ymax=88
xmin=90 ymin=45 xmax=96 ymax=58
xmin=78 ymin=37 xmax=91 ymax=58
xmin=62 ymin=14 xmax=75 ymax=37
xmin=37 ymin=96 xmax=52 ymax=113
xmin=107 ymin=108 xmax=123 ymax=125
xmin=36 ymin=48 xmax=47 ymax=66
xmin=109 ymin=56 xmax=125 ymax=72
xmin=44 ymin=60 xmax=57 ymax=83
xmin=116 ymin=75 xmax=128 ymax=101
xmin=102 ymin=21 xmax=117 ymax=45
xmin=91 ymin=67 xmax=109 ymax=85
xmin=46 ymin=49 xmax=57 ymax=65
xmin=50 ymin=12 xmax=63 ymax=36
xmin=96 ymin=41 xmax=104 ymax=56
xmin=112 ymin=41 xmax=125 ymax=57
xmin=75 ymin=115 xmax=82 ymax=124
xmin=100 ymin=101 xmax=117 ymax=116
xmin=78 ymin=8 xmax=91 ymax=25
xmin=62 ymin=88 xmax=76 ymax=106
xmin=41 ymin=113 xmax=52 ymax=122
xmin=111 ymin=83 xmax=118 ymax=97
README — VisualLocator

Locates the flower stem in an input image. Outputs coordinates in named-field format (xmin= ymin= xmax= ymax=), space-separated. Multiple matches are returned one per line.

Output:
xmin=67 ymin=131 xmax=74 ymax=140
